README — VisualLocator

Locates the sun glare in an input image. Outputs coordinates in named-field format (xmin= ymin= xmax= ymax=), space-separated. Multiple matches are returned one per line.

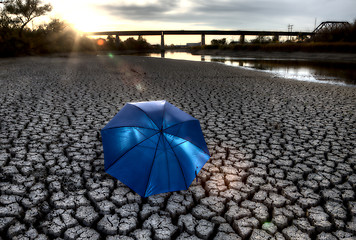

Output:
xmin=50 ymin=0 xmax=110 ymax=32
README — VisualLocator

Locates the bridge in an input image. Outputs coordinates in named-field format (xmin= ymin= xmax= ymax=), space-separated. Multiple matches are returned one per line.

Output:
xmin=312 ymin=21 xmax=350 ymax=34
xmin=85 ymin=30 xmax=313 ymax=50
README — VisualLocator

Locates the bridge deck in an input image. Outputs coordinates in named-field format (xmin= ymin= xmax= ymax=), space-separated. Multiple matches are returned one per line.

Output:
xmin=86 ymin=30 xmax=313 ymax=36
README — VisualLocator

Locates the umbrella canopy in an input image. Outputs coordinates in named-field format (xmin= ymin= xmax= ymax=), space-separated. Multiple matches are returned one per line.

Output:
xmin=101 ymin=100 xmax=210 ymax=197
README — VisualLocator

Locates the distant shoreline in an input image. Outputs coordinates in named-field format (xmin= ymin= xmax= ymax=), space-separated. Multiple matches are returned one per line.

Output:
xmin=11 ymin=48 xmax=356 ymax=66
xmin=188 ymin=49 xmax=356 ymax=64
xmin=95 ymin=48 xmax=356 ymax=64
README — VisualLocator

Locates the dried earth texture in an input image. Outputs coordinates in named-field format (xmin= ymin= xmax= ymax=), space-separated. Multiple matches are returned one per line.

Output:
xmin=0 ymin=55 xmax=356 ymax=240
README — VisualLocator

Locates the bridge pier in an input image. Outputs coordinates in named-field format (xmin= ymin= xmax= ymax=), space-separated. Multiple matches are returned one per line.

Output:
xmin=161 ymin=32 xmax=165 ymax=51
xmin=115 ymin=35 xmax=120 ymax=48
xmin=240 ymin=35 xmax=245 ymax=44
xmin=201 ymin=34 xmax=205 ymax=46
xmin=273 ymin=34 xmax=279 ymax=42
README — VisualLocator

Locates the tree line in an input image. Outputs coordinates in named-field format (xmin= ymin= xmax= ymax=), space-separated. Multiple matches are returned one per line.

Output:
xmin=199 ymin=21 xmax=356 ymax=53
xmin=0 ymin=0 xmax=153 ymax=57
xmin=1 ymin=1 xmax=355 ymax=56
xmin=0 ymin=0 xmax=97 ymax=57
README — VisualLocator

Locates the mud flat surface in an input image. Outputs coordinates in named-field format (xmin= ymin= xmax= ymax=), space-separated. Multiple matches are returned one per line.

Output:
xmin=0 ymin=55 xmax=356 ymax=240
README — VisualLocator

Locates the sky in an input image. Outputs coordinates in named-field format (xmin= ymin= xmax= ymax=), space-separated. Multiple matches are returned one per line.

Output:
xmin=45 ymin=0 xmax=356 ymax=44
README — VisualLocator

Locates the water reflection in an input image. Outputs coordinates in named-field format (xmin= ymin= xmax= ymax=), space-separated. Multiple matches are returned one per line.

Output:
xmin=147 ymin=52 xmax=356 ymax=86
xmin=149 ymin=52 xmax=203 ymax=61
xmin=210 ymin=57 xmax=356 ymax=86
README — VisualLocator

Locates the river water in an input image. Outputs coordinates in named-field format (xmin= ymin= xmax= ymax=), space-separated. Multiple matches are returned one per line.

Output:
xmin=144 ymin=51 xmax=356 ymax=87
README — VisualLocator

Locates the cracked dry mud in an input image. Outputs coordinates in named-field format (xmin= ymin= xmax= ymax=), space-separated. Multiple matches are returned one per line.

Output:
xmin=0 ymin=55 xmax=355 ymax=240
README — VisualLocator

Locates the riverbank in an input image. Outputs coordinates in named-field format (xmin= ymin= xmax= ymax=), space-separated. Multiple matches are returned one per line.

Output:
xmin=0 ymin=55 xmax=355 ymax=239
xmin=45 ymin=48 xmax=356 ymax=65
xmin=190 ymin=49 xmax=356 ymax=64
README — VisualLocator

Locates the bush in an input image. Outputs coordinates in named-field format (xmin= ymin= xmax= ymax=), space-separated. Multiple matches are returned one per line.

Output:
xmin=211 ymin=38 xmax=226 ymax=46
xmin=0 ymin=18 xmax=96 ymax=57
xmin=228 ymin=42 xmax=356 ymax=53
xmin=250 ymin=35 xmax=272 ymax=44
xmin=93 ymin=37 xmax=153 ymax=51
xmin=119 ymin=37 xmax=152 ymax=50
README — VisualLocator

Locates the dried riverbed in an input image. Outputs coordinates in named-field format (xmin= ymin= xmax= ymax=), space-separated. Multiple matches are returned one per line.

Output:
xmin=0 ymin=55 xmax=356 ymax=239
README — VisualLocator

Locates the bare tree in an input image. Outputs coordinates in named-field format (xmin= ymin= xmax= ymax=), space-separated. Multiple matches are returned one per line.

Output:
xmin=3 ymin=0 xmax=52 ymax=37
xmin=0 ymin=8 xmax=11 ymax=29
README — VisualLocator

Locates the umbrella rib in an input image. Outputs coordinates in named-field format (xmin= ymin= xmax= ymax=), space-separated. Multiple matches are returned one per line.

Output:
xmin=170 ymin=139 xmax=189 ymax=149
xmin=105 ymin=132 xmax=159 ymax=172
xmin=101 ymin=126 xmax=158 ymax=132
xmin=163 ymin=135 xmax=170 ymax=192
xmin=143 ymin=133 xmax=162 ymax=197
xmin=134 ymin=127 xmax=160 ymax=146
xmin=163 ymin=119 xmax=198 ymax=131
xmin=161 ymin=101 xmax=167 ymax=130
xmin=164 ymin=132 xmax=210 ymax=156
xmin=163 ymin=134 xmax=188 ymax=190
xmin=166 ymin=120 xmax=184 ymax=146
xmin=130 ymin=104 xmax=160 ymax=130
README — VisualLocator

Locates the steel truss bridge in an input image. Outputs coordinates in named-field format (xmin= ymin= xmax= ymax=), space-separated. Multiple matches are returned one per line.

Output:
xmin=312 ymin=21 xmax=350 ymax=34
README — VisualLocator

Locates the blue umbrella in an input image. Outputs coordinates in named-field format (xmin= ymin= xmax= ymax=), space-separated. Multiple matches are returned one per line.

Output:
xmin=101 ymin=100 xmax=210 ymax=197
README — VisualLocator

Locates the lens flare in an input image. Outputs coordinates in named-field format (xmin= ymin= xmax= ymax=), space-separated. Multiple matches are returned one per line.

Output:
xmin=108 ymin=53 xmax=114 ymax=58
xmin=262 ymin=221 xmax=272 ymax=230
xmin=97 ymin=39 xmax=105 ymax=46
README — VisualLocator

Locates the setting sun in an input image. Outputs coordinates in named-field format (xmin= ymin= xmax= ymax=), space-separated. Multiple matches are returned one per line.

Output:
xmin=50 ymin=0 xmax=111 ymax=32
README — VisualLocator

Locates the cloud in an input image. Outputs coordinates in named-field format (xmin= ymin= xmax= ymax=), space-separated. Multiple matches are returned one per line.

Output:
xmin=96 ymin=0 xmax=356 ymax=31
xmin=99 ymin=0 xmax=181 ymax=20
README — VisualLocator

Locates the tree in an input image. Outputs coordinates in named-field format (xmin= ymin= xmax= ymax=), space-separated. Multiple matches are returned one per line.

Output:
xmin=251 ymin=35 xmax=271 ymax=44
xmin=0 ymin=8 xmax=11 ymax=30
xmin=122 ymin=37 xmax=151 ymax=50
xmin=106 ymin=35 xmax=115 ymax=48
xmin=45 ymin=18 xmax=67 ymax=33
xmin=211 ymin=38 xmax=226 ymax=45
xmin=3 ymin=0 xmax=52 ymax=37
